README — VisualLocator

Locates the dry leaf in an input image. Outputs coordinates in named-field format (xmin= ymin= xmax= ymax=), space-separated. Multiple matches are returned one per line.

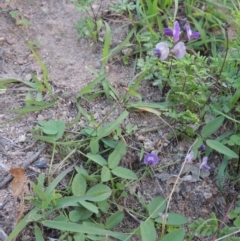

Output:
xmin=9 ymin=167 xmax=29 ymax=230
xmin=9 ymin=167 xmax=27 ymax=199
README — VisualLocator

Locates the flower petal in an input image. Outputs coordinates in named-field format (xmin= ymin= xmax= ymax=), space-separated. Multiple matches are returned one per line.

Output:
xmin=202 ymin=156 xmax=208 ymax=165
xmin=144 ymin=153 xmax=159 ymax=165
xmin=155 ymin=42 xmax=169 ymax=60
xmin=173 ymin=21 xmax=180 ymax=42
xmin=191 ymin=31 xmax=200 ymax=39
xmin=203 ymin=164 xmax=211 ymax=171
xmin=186 ymin=150 xmax=194 ymax=162
xmin=164 ymin=28 xmax=173 ymax=36
xmin=172 ymin=42 xmax=186 ymax=58
xmin=185 ymin=24 xmax=192 ymax=40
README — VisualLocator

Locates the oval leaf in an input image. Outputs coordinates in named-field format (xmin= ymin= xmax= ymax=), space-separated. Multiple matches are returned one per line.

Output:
xmin=201 ymin=116 xmax=224 ymax=138
xmin=101 ymin=166 xmax=111 ymax=182
xmin=80 ymin=201 xmax=98 ymax=214
xmin=147 ymin=196 xmax=166 ymax=218
xmin=72 ymin=173 xmax=86 ymax=196
xmin=111 ymin=167 xmax=138 ymax=180
xmin=108 ymin=141 xmax=127 ymax=169
xmin=86 ymin=184 xmax=112 ymax=202
xmin=140 ymin=220 xmax=157 ymax=241
xmin=206 ymin=139 xmax=238 ymax=158
xmin=86 ymin=153 xmax=107 ymax=166
xmin=105 ymin=211 xmax=124 ymax=229
xmin=69 ymin=210 xmax=81 ymax=222
xmin=161 ymin=228 xmax=185 ymax=241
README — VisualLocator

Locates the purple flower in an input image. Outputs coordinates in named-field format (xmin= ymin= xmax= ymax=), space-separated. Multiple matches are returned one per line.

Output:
xmin=185 ymin=24 xmax=200 ymax=40
xmin=144 ymin=153 xmax=159 ymax=165
xmin=171 ymin=42 xmax=186 ymax=58
xmin=198 ymin=144 xmax=206 ymax=152
xmin=164 ymin=21 xmax=181 ymax=42
xmin=186 ymin=150 xmax=194 ymax=163
xmin=198 ymin=157 xmax=211 ymax=171
xmin=154 ymin=42 xmax=169 ymax=60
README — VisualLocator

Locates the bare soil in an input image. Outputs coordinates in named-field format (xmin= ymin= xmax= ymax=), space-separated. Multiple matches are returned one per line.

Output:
xmin=0 ymin=0 xmax=239 ymax=240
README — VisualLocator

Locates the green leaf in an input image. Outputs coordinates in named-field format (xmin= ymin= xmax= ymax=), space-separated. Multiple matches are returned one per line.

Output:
xmin=217 ymin=155 xmax=231 ymax=193
xmin=27 ymin=42 xmax=55 ymax=99
xmin=73 ymin=233 xmax=85 ymax=241
xmin=86 ymin=153 xmax=107 ymax=166
xmin=97 ymin=111 xmax=129 ymax=139
xmin=46 ymin=165 xmax=74 ymax=194
xmin=54 ymin=196 xmax=94 ymax=209
xmin=41 ymin=221 xmax=129 ymax=240
xmin=86 ymin=184 xmax=112 ymax=202
xmin=102 ymin=21 xmax=111 ymax=65
xmin=161 ymin=228 xmax=185 ymax=241
xmin=80 ymin=201 xmax=98 ymax=214
xmin=41 ymin=120 xmax=58 ymax=135
xmin=206 ymin=140 xmax=238 ymax=158
xmin=69 ymin=210 xmax=81 ymax=222
xmin=108 ymin=141 xmax=127 ymax=169
xmin=140 ymin=220 xmax=157 ymax=241
xmin=201 ymin=116 xmax=225 ymax=138
xmin=101 ymin=138 xmax=118 ymax=148
xmin=111 ymin=167 xmax=138 ymax=180
xmin=147 ymin=196 xmax=166 ymax=218
xmin=90 ymin=138 xmax=99 ymax=154
xmin=79 ymin=73 xmax=106 ymax=96
xmin=155 ymin=213 xmax=188 ymax=225
xmin=34 ymin=223 xmax=44 ymax=241
xmin=97 ymin=200 xmax=109 ymax=214
xmin=77 ymin=207 xmax=93 ymax=221
xmin=105 ymin=211 xmax=124 ymax=229
xmin=234 ymin=217 xmax=240 ymax=227
xmin=53 ymin=120 xmax=65 ymax=140
xmin=101 ymin=166 xmax=111 ymax=182
xmin=72 ymin=173 xmax=87 ymax=196
xmin=5 ymin=207 xmax=41 ymax=241
xmin=9 ymin=101 xmax=55 ymax=113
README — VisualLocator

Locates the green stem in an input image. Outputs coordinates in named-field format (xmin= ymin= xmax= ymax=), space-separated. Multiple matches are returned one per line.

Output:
xmin=162 ymin=57 xmax=173 ymax=97
xmin=216 ymin=25 xmax=229 ymax=90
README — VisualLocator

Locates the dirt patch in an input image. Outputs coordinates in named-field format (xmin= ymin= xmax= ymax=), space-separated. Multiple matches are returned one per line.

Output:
xmin=0 ymin=0 xmax=238 ymax=240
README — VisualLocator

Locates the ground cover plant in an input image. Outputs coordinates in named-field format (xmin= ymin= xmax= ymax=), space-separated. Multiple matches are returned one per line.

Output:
xmin=1 ymin=0 xmax=240 ymax=240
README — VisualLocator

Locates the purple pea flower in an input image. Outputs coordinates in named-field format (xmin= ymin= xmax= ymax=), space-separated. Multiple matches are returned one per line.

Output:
xmin=164 ymin=21 xmax=181 ymax=42
xmin=186 ymin=150 xmax=194 ymax=163
xmin=144 ymin=153 xmax=159 ymax=165
xmin=198 ymin=157 xmax=211 ymax=171
xmin=154 ymin=42 xmax=169 ymax=60
xmin=185 ymin=24 xmax=200 ymax=40
xmin=171 ymin=42 xmax=186 ymax=59
xmin=198 ymin=144 xmax=206 ymax=152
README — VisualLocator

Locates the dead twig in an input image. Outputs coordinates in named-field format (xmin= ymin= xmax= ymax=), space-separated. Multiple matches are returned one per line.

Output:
xmin=212 ymin=195 xmax=237 ymax=241
xmin=0 ymin=144 xmax=47 ymax=188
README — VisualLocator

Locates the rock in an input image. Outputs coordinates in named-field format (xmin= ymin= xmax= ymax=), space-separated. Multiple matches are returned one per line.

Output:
xmin=137 ymin=135 xmax=145 ymax=142
xmin=6 ymin=37 xmax=15 ymax=45
xmin=144 ymin=139 xmax=154 ymax=152
xmin=24 ymin=73 xmax=32 ymax=81
xmin=18 ymin=134 xmax=26 ymax=142
xmin=37 ymin=114 xmax=45 ymax=120
xmin=17 ymin=58 xmax=24 ymax=65
xmin=0 ymin=37 xmax=5 ymax=46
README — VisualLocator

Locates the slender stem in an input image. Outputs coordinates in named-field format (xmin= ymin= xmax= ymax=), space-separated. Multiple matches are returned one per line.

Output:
xmin=216 ymin=25 xmax=229 ymax=89
xmin=162 ymin=57 xmax=173 ymax=97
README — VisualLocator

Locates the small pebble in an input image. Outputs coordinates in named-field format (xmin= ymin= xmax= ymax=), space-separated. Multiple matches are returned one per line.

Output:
xmin=137 ymin=135 xmax=145 ymax=142
xmin=34 ymin=160 xmax=48 ymax=169
xmin=18 ymin=134 xmax=26 ymax=143
xmin=0 ymin=37 xmax=5 ymax=46
xmin=144 ymin=139 xmax=154 ymax=152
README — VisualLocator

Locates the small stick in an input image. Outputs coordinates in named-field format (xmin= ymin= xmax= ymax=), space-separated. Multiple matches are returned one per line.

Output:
xmin=0 ymin=144 xmax=47 ymax=188
xmin=212 ymin=195 xmax=237 ymax=240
